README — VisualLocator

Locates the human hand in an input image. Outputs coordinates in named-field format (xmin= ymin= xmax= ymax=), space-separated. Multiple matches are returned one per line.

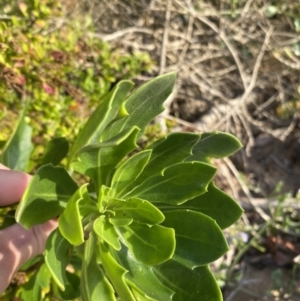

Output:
xmin=0 ymin=164 xmax=57 ymax=294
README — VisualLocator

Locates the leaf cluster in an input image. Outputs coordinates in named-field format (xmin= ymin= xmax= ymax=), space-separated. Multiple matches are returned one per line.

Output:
xmin=11 ymin=73 xmax=243 ymax=301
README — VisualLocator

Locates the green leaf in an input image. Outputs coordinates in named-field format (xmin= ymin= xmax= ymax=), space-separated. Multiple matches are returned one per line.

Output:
xmin=69 ymin=80 xmax=134 ymax=163
xmin=36 ymin=263 xmax=51 ymax=289
xmin=162 ymin=210 xmax=229 ymax=268
xmin=20 ymin=272 xmax=42 ymax=301
xmin=53 ymin=271 xmax=81 ymax=300
xmin=131 ymin=289 xmax=156 ymax=301
xmin=41 ymin=137 xmax=69 ymax=166
xmin=154 ymin=260 xmax=222 ymax=301
xmin=112 ymin=198 xmax=165 ymax=225
xmin=179 ymin=182 xmax=243 ymax=229
xmin=20 ymin=255 xmax=43 ymax=271
xmin=125 ymin=162 xmax=216 ymax=205
xmin=15 ymin=164 xmax=78 ymax=229
xmin=72 ymin=127 xmax=140 ymax=189
xmin=101 ymin=73 xmax=176 ymax=141
xmin=45 ymin=229 xmax=73 ymax=291
xmin=118 ymin=222 xmax=175 ymax=265
xmin=138 ymin=133 xmax=200 ymax=183
xmin=98 ymin=242 xmax=136 ymax=301
xmin=111 ymin=150 xmax=152 ymax=198
xmin=98 ymin=185 xmax=112 ymax=212
xmin=81 ymin=233 xmax=116 ymax=301
xmin=58 ymin=184 xmax=92 ymax=246
xmin=115 ymin=246 xmax=174 ymax=301
xmin=94 ymin=216 xmax=121 ymax=250
xmin=187 ymin=131 xmax=243 ymax=162
xmin=109 ymin=216 xmax=133 ymax=227
xmin=122 ymin=133 xmax=200 ymax=196
xmin=1 ymin=110 xmax=33 ymax=171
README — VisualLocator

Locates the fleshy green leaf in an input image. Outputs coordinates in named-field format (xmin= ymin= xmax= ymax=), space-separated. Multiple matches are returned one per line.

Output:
xmin=58 ymin=184 xmax=93 ymax=246
xmin=111 ymin=150 xmax=152 ymax=198
xmin=72 ymin=127 xmax=139 ymax=189
xmin=131 ymin=289 xmax=156 ymax=301
xmin=99 ymin=242 xmax=136 ymax=301
xmin=94 ymin=216 xmax=121 ymax=250
xmin=20 ymin=255 xmax=43 ymax=271
xmin=121 ymin=133 xmax=200 ymax=196
xmin=162 ymin=210 xmax=229 ymax=268
xmin=180 ymin=182 xmax=243 ymax=229
xmin=69 ymin=80 xmax=134 ymax=163
xmin=109 ymin=217 xmax=133 ymax=227
xmin=98 ymin=185 xmax=112 ymax=212
xmin=36 ymin=263 xmax=51 ymax=289
xmin=45 ymin=229 xmax=73 ymax=291
xmin=20 ymin=272 xmax=42 ymax=301
xmin=115 ymin=246 xmax=174 ymax=301
xmin=125 ymin=162 xmax=216 ymax=205
xmin=187 ymin=131 xmax=243 ymax=162
xmin=53 ymin=271 xmax=81 ymax=300
xmin=118 ymin=222 xmax=175 ymax=265
xmin=81 ymin=233 xmax=116 ymax=301
xmin=154 ymin=260 xmax=222 ymax=301
xmin=1 ymin=110 xmax=33 ymax=171
xmin=112 ymin=198 xmax=165 ymax=225
xmin=101 ymin=73 xmax=176 ymax=141
xmin=137 ymin=133 xmax=200 ymax=184
xmin=15 ymin=164 xmax=78 ymax=229
xmin=41 ymin=137 xmax=69 ymax=166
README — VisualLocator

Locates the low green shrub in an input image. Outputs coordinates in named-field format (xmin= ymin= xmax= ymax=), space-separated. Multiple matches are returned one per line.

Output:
xmin=0 ymin=0 xmax=152 ymax=161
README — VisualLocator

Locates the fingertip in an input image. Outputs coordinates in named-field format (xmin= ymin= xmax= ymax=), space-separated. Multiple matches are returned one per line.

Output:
xmin=0 ymin=220 xmax=57 ymax=294
xmin=0 ymin=164 xmax=10 ymax=170
xmin=0 ymin=170 xmax=32 ymax=205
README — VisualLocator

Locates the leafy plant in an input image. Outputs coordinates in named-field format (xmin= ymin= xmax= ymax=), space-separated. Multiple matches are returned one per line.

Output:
xmin=0 ymin=0 xmax=152 ymax=158
xmin=0 ymin=104 xmax=33 ymax=171
xmin=12 ymin=73 xmax=243 ymax=301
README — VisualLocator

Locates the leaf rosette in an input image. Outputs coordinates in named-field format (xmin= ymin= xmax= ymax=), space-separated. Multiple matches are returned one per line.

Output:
xmin=15 ymin=73 xmax=243 ymax=301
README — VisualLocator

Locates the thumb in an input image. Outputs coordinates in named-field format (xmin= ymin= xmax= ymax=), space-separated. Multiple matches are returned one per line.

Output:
xmin=0 ymin=219 xmax=57 ymax=294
